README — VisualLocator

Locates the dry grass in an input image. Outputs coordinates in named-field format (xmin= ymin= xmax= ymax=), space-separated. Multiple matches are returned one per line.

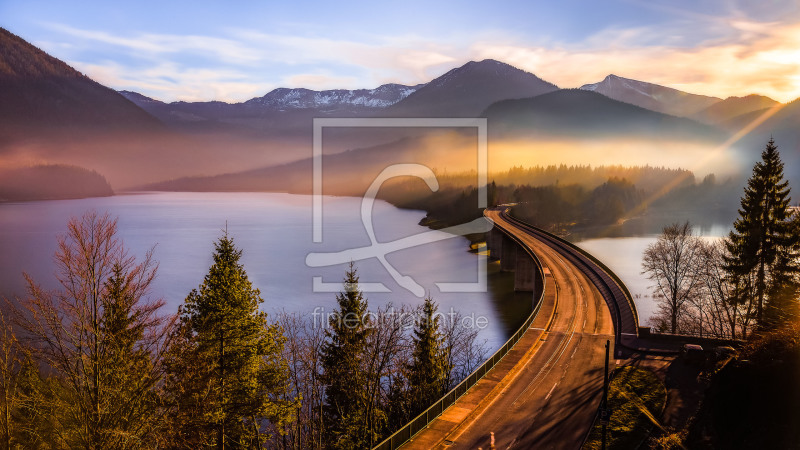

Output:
xmin=583 ymin=366 xmax=667 ymax=450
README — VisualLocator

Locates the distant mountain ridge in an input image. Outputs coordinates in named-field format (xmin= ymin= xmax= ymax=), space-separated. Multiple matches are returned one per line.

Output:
xmin=483 ymin=89 xmax=725 ymax=141
xmin=580 ymin=74 xmax=721 ymax=117
xmin=384 ymin=59 xmax=560 ymax=117
xmin=122 ymin=59 xmax=559 ymax=120
xmin=118 ymin=59 xmax=785 ymax=134
xmin=121 ymin=82 xmax=424 ymax=115
xmin=120 ymin=83 xmax=425 ymax=133
xmin=244 ymin=83 xmax=423 ymax=110
xmin=119 ymin=59 xmax=562 ymax=133
xmin=691 ymin=94 xmax=779 ymax=125
xmin=731 ymin=97 xmax=800 ymax=181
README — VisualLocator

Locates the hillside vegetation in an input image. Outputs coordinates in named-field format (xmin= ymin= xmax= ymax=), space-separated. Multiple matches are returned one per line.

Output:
xmin=0 ymin=164 xmax=113 ymax=201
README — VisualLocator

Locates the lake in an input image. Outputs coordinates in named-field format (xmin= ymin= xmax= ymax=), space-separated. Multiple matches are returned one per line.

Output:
xmin=574 ymin=219 xmax=730 ymax=326
xmin=0 ymin=192 xmax=531 ymax=350
xmin=0 ymin=192 xmax=733 ymax=347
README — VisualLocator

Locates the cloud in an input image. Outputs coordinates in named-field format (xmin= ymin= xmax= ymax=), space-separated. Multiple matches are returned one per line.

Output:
xmin=470 ymin=19 xmax=800 ymax=102
xmin=73 ymin=61 xmax=268 ymax=102
xmin=40 ymin=15 xmax=800 ymax=103
xmin=46 ymin=25 xmax=464 ymax=101
xmin=47 ymin=23 xmax=263 ymax=64
xmin=284 ymin=73 xmax=358 ymax=90
xmin=230 ymin=30 xmax=459 ymax=83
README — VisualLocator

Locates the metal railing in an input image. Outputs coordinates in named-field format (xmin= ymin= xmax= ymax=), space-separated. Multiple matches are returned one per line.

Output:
xmin=372 ymin=211 xmax=547 ymax=450
xmin=503 ymin=209 xmax=640 ymax=337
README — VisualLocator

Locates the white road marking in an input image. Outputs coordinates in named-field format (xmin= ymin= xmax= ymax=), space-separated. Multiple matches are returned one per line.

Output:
xmin=545 ymin=383 xmax=557 ymax=401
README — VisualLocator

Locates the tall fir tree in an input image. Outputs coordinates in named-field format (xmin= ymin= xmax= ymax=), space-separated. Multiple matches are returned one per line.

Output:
xmin=320 ymin=263 xmax=374 ymax=449
xmin=406 ymin=297 xmax=449 ymax=418
xmin=763 ymin=211 xmax=800 ymax=326
xmin=162 ymin=232 xmax=294 ymax=449
xmin=488 ymin=180 xmax=498 ymax=207
xmin=97 ymin=263 xmax=162 ymax=444
xmin=725 ymin=138 xmax=798 ymax=326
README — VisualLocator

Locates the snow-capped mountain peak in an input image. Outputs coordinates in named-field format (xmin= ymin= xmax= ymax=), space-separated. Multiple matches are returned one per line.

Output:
xmin=244 ymin=83 xmax=423 ymax=110
xmin=579 ymin=74 xmax=721 ymax=117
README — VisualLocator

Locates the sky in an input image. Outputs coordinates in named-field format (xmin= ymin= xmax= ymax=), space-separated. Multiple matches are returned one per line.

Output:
xmin=2 ymin=0 xmax=800 ymax=103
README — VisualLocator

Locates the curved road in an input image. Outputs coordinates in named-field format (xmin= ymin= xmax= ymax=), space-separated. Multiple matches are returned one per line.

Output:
xmin=401 ymin=209 xmax=616 ymax=449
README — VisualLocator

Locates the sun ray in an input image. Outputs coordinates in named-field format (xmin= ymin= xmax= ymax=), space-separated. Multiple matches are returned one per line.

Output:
xmin=615 ymin=102 xmax=786 ymax=229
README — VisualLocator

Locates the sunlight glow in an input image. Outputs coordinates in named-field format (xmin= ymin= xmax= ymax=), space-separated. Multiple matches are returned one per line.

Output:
xmin=620 ymin=102 xmax=786 ymax=224
xmin=488 ymin=138 xmax=737 ymax=178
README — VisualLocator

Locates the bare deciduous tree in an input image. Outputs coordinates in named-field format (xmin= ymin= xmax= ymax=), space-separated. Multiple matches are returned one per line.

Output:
xmin=688 ymin=240 xmax=754 ymax=339
xmin=0 ymin=311 xmax=26 ymax=448
xmin=642 ymin=222 xmax=703 ymax=334
xmin=440 ymin=310 xmax=487 ymax=388
xmin=12 ymin=211 xmax=174 ymax=449
xmin=362 ymin=303 xmax=413 ymax=447
xmin=270 ymin=310 xmax=328 ymax=450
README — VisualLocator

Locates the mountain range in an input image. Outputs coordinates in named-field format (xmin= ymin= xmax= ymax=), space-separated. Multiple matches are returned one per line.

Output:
xmin=246 ymin=84 xmax=423 ymax=110
xmin=1 ymin=25 xmax=799 ymax=195
xmin=119 ymin=83 xmax=425 ymax=134
xmin=484 ymin=89 xmax=723 ymax=141
xmin=691 ymin=94 xmax=780 ymax=126
xmin=118 ymin=59 xmax=560 ymax=134
xmin=118 ymin=60 xmax=789 ymax=146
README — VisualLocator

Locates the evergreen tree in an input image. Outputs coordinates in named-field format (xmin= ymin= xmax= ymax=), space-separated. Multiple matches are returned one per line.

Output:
xmin=97 ymin=263 xmax=163 ymax=445
xmin=763 ymin=212 xmax=800 ymax=326
xmin=386 ymin=373 xmax=411 ymax=433
xmin=163 ymin=232 xmax=294 ymax=449
xmin=488 ymin=180 xmax=498 ymax=207
xmin=320 ymin=263 xmax=373 ymax=449
xmin=406 ymin=297 xmax=449 ymax=418
xmin=725 ymin=138 xmax=797 ymax=326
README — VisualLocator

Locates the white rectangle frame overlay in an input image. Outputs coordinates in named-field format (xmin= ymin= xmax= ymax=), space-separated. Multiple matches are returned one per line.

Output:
xmin=311 ymin=117 xmax=488 ymax=294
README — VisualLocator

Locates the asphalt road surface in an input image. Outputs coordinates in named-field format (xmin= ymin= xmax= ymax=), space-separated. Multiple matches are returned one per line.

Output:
xmin=402 ymin=209 xmax=615 ymax=449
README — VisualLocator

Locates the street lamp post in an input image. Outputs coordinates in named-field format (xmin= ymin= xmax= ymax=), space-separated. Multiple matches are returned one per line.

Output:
xmin=601 ymin=339 xmax=610 ymax=450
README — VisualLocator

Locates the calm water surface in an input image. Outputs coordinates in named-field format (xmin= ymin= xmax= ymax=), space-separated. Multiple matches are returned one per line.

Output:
xmin=574 ymin=221 xmax=729 ymax=325
xmin=0 ymin=192 xmax=733 ymax=343
xmin=0 ymin=192 xmax=531 ymax=350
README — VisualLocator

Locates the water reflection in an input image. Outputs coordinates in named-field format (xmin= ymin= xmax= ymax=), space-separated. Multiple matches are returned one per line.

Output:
xmin=568 ymin=209 xmax=736 ymax=241
xmin=485 ymin=261 xmax=535 ymax=337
